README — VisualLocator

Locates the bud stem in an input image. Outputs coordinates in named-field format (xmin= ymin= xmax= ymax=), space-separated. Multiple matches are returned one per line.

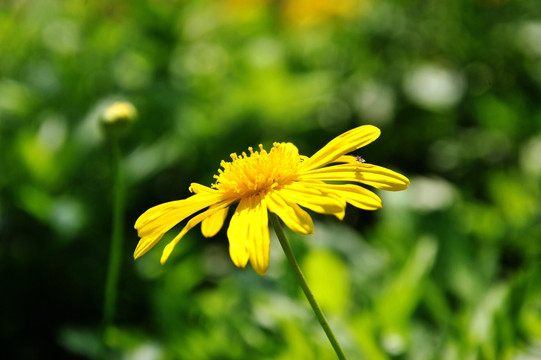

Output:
xmin=102 ymin=140 xmax=125 ymax=356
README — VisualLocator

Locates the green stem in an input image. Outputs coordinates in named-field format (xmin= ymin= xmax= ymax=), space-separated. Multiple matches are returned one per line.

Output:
xmin=102 ymin=141 xmax=125 ymax=344
xmin=269 ymin=213 xmax=348 ymax=360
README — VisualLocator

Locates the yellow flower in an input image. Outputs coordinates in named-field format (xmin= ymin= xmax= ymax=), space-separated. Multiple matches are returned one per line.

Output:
xmin=134 ymin=125 xmax=409 ymax=274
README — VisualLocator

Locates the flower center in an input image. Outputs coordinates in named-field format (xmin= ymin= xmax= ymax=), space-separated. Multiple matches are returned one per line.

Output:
xmin=212 ymin=142 xmax=302 ymax=197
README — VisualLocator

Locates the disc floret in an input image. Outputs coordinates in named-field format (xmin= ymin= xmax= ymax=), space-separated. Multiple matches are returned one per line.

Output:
xmin=212 ymin=142 xmax=302 ymax=197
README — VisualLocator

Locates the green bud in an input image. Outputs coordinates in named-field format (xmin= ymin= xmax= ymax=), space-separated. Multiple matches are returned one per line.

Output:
xmin=100 ymin=101 xmax=137 ymax=138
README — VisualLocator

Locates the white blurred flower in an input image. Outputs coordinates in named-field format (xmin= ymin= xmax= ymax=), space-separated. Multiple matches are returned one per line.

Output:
xmin=403 ymin=63 xmax=465 ymax=111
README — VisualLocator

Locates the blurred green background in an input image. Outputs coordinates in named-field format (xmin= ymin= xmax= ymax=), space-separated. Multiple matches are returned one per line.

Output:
xmin=2 ymin=0 xmax=541 ymax=359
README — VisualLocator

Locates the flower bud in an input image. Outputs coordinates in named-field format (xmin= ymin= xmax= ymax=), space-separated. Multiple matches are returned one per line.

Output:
xmin=100 ymin=101 xmax=137 ymax=138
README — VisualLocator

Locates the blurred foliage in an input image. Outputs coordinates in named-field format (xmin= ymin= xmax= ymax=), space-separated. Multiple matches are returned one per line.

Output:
xmin=1 ymin=0 xmax=541 ymax=359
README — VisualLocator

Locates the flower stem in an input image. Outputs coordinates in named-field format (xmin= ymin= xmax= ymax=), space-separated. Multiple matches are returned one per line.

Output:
xmin=102 ymin=141 xmax=125 ymax=347
xmin=269 ymin=213 xmax=348 ymax=360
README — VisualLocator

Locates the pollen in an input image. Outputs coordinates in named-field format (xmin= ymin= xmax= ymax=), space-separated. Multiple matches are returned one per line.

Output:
xmin=212 ymin=142 xmax=302 ymax=197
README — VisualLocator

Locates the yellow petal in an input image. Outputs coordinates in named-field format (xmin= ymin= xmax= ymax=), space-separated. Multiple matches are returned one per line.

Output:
xmin=307 ymin=183 xmax=382 ymax=210
xmin=266 ymin=191 xmax=314 ymax=235
xmin=135 ymin=193 xmax=217 ymax=231
xmin=189 ymin=182 xmax=217 ymax=194
xmin=134 ymin=193 xmax=221 ymax=259
xmin=160 ymin=199 xmax=235 ymax=264
xmin=246 ymin=195 xmax=270 ymax=275
xmin=278 ymin=182 xmax=346 ymax=220
xmin=226 ymin=197 xmax=251 ymax=268
xmin=201 ymin=205 xmax=229 ymax=237
xmin=333 ymin=155 xmax=357 ymax=163
xmin=299 ymin=163 xmax=410 ymax=191
xmin=299 ymin=125 xmax=380 ymax=171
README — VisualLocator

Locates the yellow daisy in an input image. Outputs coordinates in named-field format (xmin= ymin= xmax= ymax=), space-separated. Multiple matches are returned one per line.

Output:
xmin=134 ymin=125 xmax=409 ymax=274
